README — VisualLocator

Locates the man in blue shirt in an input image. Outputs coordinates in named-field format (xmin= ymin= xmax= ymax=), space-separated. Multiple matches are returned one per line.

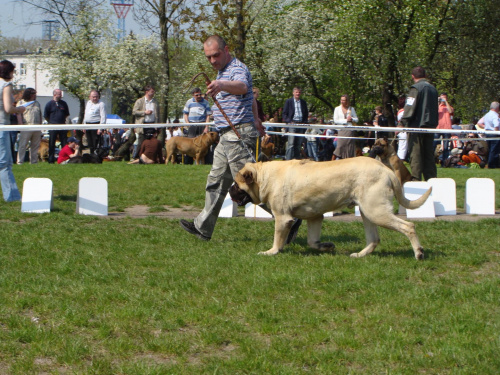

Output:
xmin=182 ymin=87 xmax=212 ymax=164
xmin=180 ymin=35 xmax=265 ymax=241
xmin=480 ymin=102 xmax=500 ymax=168
xmin=183 ymin=87 xmax=212 ymax=136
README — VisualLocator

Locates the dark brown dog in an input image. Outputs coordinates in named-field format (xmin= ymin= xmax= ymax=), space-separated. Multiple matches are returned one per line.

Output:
xmin=370 ymin=137 xmax=413 ymax=184
xmin=165 ymin=131 xmax=219 ymax=165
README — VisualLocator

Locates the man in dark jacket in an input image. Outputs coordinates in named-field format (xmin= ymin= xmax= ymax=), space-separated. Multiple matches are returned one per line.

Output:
xmin=401 ymin=66 xmax=438 ymax=181
xmin=282 ymin=87 xmax=308 ymax=160
xmin=44 ymin=89 xmax=70 ymax=164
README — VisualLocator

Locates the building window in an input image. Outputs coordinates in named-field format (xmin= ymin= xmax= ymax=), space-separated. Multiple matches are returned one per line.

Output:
xmin=19 ymin=63 xmax=27 ymax=75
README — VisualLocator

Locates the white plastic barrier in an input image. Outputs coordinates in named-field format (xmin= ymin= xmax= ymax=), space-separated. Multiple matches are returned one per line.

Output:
xmin=219 ymin=192 xmax=238 ymax=218
xmin=401 ymin=181 xmax=435 ymax=219
xmin=76 ymin=177 xmax=108 ymax=216
xmin=465 ymin=178 xmax=495 ymax=215
xmin=21 ymin=178 xmax=53 ymax=213
xmin=245 ymin=203 xmax=273 ymax=218
xmin=428 ymin=178 xmax=457 ymax=215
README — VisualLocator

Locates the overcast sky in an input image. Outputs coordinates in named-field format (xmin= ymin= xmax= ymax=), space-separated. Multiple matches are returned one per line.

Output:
xmin=1 ymin=0 xmax=144 ymax=39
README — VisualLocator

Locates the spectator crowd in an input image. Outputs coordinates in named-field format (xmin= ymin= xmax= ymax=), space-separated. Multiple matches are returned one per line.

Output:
xmin=1 ymin=57 xmax=500 ymax=203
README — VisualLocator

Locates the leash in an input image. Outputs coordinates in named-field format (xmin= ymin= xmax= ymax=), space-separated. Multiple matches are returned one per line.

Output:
xmin=185 ymin=72 xmax=257 ymax=163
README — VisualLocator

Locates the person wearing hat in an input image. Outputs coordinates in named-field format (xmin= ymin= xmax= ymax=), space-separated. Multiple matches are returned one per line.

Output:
xmin=57 ymin=136 xmax=80 ymax=164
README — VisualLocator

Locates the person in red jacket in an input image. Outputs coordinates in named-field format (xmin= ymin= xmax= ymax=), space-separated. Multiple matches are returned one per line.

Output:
xmin=57 ymin=137 xmax=79 ymax=164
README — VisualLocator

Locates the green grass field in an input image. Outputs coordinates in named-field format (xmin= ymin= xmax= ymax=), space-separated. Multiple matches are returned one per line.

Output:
xmin=0 ymin=162 xmax=499 ymax=374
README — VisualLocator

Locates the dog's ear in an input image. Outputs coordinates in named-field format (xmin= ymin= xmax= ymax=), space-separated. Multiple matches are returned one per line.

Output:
xmin=243 ymin=170 xmax=254 ymax=185
xmin=242 ymin=164 xmax=258 ymax=185
xmin=383 ymin=136 xmax=389 ymax=142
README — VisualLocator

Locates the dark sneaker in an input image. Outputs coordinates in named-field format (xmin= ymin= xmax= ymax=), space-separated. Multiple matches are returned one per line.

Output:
xmin=286 ymin=218 xmax=302 ymax=244
xmin=179 ymin=219 xmax=211 ymax=241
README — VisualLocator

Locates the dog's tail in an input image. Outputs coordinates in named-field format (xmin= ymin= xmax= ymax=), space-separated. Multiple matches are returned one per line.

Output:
xmin=389 ymin=171 xmax=432 ymax=210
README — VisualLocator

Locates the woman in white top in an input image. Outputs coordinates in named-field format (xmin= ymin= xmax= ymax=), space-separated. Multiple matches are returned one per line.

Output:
xmin=0 ymin=60 xmax=25 ymax=201
xmin=332 ymin=94 xmax=359 ymax=160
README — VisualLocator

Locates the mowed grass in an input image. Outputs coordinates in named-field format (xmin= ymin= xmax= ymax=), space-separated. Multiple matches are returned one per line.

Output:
xmin=0 ymin=162 xmax=499 ymax=374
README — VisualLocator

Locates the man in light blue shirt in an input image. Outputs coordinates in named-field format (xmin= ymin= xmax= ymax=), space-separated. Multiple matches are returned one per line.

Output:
xmin=481 ymin=101 xmax=500 ymax=168
xmin=183 ymin=87 xmax=212 ymax=137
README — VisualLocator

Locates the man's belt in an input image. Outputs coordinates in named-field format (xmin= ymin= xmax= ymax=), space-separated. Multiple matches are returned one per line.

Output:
xmin=85 ymin=122 xmax=100 ymax=124
xmin=218 ymin=123 xmax=253 ymax=136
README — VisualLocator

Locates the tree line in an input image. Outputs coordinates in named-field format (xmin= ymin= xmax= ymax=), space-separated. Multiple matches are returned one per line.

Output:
xmin=2 ymin=0 xmax=498 ymax=125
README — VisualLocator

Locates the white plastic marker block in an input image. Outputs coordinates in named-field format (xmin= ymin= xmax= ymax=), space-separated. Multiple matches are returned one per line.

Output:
xmin=403 ymin=181 xmax=435 ymax=219
xmin=324 ymin=211 xmax=334 ymax=217
xmin=21 ymin=178 xmax=53 ymax=213
xmin=355 ymin=206 xmax=361 ymax=217
xmin=219 ymin=192 xmax=238 ymax=218
xmin=465 ymin=178 xmax=495 ymax=215
xmin=428 ymin=178 xmax=457 ymax=215
xmin=245 ymin=203 xmax=273 ymax=218
xmin=77 ymin=177 xmax=108 ymax=216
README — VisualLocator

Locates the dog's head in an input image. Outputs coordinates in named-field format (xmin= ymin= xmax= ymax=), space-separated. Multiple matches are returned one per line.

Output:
xmin=369 ymin=137 xmax=390 ymax=158
xmin=206 ymin=131 xmax=219 ymax=144
xmin=229 ymin=163 xmax=261 ymax=206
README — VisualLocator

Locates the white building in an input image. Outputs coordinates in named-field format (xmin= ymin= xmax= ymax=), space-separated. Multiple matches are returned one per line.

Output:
xmin=3 ymin=49 xmax=111 ymax=122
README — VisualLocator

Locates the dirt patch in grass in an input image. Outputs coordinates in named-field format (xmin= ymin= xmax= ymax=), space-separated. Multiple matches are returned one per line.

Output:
xmin=108 ymin=205 xmax=498 ymax=222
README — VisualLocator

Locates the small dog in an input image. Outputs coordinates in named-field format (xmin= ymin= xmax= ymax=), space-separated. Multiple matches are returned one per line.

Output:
xmin=369 ymin=137 xmax=413 ymax=184
xmin=38 ymin=139 xmax=49 ymax=162
xmin=230 ymin=158 xmax=431 ymax=259
xmin=260 ymin=135 xmax=274 ymax=161
xmin=165 ymin=131 xmax=219 ymax=165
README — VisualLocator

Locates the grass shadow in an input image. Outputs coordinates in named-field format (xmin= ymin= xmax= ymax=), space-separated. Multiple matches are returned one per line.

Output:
xmin=370 ymin=248 xmax=446 ymax=259
xmin=56 ymin=195 xmax=77 ymax=202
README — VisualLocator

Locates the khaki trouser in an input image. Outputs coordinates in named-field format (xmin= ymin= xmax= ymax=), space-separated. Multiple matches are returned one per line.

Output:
xmin=17 ymin=131 xmax=42 ymax=164
xmin=194 ymin=123 xmax=258 ymax=238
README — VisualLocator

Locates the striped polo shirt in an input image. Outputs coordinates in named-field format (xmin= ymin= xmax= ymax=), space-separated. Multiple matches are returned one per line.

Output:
xmin=183 ymin=98 xmax=212 ymax=123
xmin=213 ymin=57 xmax=254 ymax=128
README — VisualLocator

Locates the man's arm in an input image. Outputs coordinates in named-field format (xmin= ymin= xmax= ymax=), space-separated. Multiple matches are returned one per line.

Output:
xmin=303 ymin=100 xmax=309 ymax=123
xmin=282 ymin=99 xmax=291 ymax=123
xmin=132 ymin=98 xmax=144 ymax=117
xmin=100 ymin=102 xmax=107 ymax=124
xmin=400 ymin=87 xmax=419 ymax=126
xmin=493 ymin=115 xmax=500 ymax=131
xmin=206 ymin=80 xmax=247 ymax=97
xmin=43 ymin=101 xmax=50 ymax=122
xmin=64 ymin=102 xmax=70 ymax=122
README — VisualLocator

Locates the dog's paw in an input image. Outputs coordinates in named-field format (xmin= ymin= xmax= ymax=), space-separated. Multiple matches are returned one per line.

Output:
xmin=350 ymin=252 xmax=361 ymax=258
xmin=258 ymin=249 xmax=280 ymax=256
xmin=415 ymin=248 xmax=424 ymax=260
xmin=318 ymin=242 xmax=335 ymax=251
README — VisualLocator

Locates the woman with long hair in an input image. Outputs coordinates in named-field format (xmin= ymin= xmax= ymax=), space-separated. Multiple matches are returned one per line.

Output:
xmin=0 ymin=60 xmax=25 ymax=201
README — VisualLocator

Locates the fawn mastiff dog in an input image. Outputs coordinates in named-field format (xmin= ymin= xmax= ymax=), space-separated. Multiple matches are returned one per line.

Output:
xmin=370 ymin=137 xmax=413 ymax=184
xmin=229 ymin=157 xmax=431 ymax=259
xmin=165 ymin=131 xmax=219 ymax=165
